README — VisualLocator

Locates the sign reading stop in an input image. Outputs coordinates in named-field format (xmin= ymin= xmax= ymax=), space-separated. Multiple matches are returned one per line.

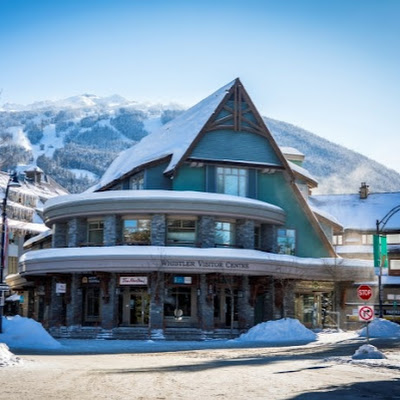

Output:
xmin=357 ymin=285 xmax=373 ymax=301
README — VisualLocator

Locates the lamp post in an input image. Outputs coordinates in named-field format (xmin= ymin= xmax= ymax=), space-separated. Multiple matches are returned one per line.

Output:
xmin=0 ymin=172 xmax=20 ymax=334
xmin=375 ymin=205 xmax=400 ymax=319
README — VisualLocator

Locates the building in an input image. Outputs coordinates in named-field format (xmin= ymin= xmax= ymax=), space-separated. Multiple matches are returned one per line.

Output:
xmin=309 ymin=185 xmax=400 ymax=324
xmin=16 ymin=79 xmax=372 ymax=339
xmin=1 ymin=167 xmax=68 ymax=315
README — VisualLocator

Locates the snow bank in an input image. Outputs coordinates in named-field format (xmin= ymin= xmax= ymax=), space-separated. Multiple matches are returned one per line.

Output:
xmin=236 ymin=318 xmax=317 ymax=343
xmin=0 ymin=343 xmax=21 ymax=367
xmin=352 ymin=344 xmax=387 ymax=360
xmin=0 ymin=315 xmax=62 ymax=350
xmin=358 ymin=318 xmax=400 ymax=338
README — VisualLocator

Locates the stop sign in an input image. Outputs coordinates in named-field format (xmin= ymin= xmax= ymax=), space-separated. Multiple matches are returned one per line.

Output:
xmin=357 ymin=285 xmax=373 ymax=301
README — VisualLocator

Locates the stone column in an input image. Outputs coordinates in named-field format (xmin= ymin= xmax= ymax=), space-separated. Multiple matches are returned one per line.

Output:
xmin=282 ymin=279 xmax=296 ymax=319
xmin=236 ymin=219 xmax=255 ymax=249
xmin=52 ymin=223 xmax=67 ymax=248
xmin=99 ymin=273 xmax=118 ymax=330
xmin=238 ymin=276 xmax=254 ymax=330
xmin=263 ymin=276 xmax=275 ymax=321
xmin=151 ymin=214 xmax=166 ymax=246
xmin=198 ymin=274 xmax=214 ymax=332
xmin=104 ymin=215 xmax=117 ymax=246
xmin=68 ymin=218 xmax=87 ymax=247
xmin=66 ymin=274 xmax=83 ymax=327
xmin=198 ymin=216 xmax=215 ymax=248
xmin=48 ymin=277 xmax=65 ymax=328
xmin=261 ymin=224 xmax=277 ymax=253
xmin=149 ymin=271 xmax=165 ymax=331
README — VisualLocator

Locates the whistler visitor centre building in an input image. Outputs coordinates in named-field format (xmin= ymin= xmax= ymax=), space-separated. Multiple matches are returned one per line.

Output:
xmin=15 ymin=79 xmax=373 ymax=340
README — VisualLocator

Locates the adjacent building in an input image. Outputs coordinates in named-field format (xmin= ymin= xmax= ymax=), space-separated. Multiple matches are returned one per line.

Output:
xmin=15 ymin=79 xmax=373 ymax=339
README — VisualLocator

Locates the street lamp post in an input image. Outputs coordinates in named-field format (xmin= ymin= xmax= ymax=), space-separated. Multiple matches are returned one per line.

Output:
xmin=0 ymin=172 xmax=20 ymax=334
xmin=375 ymin=205 xmax=400 ymax=319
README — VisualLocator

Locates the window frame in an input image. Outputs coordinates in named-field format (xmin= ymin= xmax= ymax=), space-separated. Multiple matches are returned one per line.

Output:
xmin=215 ymin=220 xmax=236 ymax=247
xmin=216 ymin=167 xmax=248 ymax=197
xmin=166 ymin=217 xmax=197 ymax=246
xmin=277 ymin=228 xmax=296 ymax=255
xmin=122 ymin=216 xmax=151 ymax=245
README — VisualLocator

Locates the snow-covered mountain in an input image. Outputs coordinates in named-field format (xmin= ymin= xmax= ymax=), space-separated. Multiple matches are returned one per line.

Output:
xmin=1 ymin=95 xmax=399 ymax=194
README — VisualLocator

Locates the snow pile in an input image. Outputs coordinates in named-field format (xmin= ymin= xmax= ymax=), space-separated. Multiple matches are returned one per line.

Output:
xmin=0 ymin=343 xmax=21 ymax=367
xmin=0 ymin=315 xmax=62 ymax=350
xmin=352 ymin=344 xmax=387 ymax=360
xmin=358 ymin=318 xmax=400 ymax=338
xmin=236 ymin=318 xmax=317 ymax=343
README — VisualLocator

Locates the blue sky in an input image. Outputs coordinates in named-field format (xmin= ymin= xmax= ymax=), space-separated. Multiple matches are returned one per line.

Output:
xmin=1 ymin=0 xmax=399 ymax=174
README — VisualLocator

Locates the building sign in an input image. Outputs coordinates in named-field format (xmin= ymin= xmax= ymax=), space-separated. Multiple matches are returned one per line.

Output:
xmin=161 ymin=259 xmax=249 ymax=270
xmin=56 ymin=283 xmax=67 ymax=294
xmin=173 ymin=276 xmax=192 ymax=284
xmin=82 ymin=276 xmax=100 ymax=284
xmin=119 ymin=276 xmax=148 ymax=286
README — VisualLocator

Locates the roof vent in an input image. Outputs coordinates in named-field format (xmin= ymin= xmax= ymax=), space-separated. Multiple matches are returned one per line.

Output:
xmin=359 ymin=182 xmax=369 ymax=199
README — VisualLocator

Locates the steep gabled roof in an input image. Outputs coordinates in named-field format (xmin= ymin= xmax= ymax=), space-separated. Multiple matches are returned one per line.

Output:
xmin=91 ymin=78 xmax=297 ymax=192
xmin=90 ymin=79 xmax=237 ymax=191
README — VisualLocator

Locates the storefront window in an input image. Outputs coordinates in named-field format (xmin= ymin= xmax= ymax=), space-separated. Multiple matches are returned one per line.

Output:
xmin=216 ymin=167 xmax=247 ymax=197
xmin=164 ymin=287 xmax=192 ymax=317
xmin=167 ymin=219 xmax=196 ymax=246
xmin=277 ymin=228 xmax=296 ymax=255
xmin=87 ymin=220 xmax=104 ymax=245
xmin=123 ymin=218 xmax=151 ymax=244
xmin=215 ymin=221 xmax=236 ymax=247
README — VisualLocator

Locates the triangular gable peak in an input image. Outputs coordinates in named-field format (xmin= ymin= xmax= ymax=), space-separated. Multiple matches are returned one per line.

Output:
xmin=173 ymin=78 xmax=295 ymax=178
xmin=205 ymin=80 xmax=265 ymax=135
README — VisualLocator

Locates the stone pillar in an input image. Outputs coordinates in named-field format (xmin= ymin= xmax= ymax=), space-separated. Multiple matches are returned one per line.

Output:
xmin=238 ymin=276 xmax=254 ymax=330
xmin=48 ymin=277 xmax=65 ymax=328
xmin=198 ymin=216 xmax=215 ymax=248
xmin=104 ymin=215 xmax=117 ymax=246
xmin=261 ymin=224 xmax=277 ymax=253
xmin=151 ymin=214 xmax=166 ymax=246
xmin=52 ymin=223 xmax=67 ymax=248
xmin=282 ymin=279 xmax=296 ymax=319
xmin=99 ymin=273 xmax=118 ymax=330
xmin=236 ymin=219 xmax=255 ymax=249
xmin=66 ymin=274 xmax=83 ymax=327
xmin=115 ymin=216 xmax=123 ymax=245
xmin=68 ymin=218 xmax=87 ymax=247
xmin=263 ymin=276 xmax=275 ymax=321
xmin=198 ymin=274 xmax=214 ymax=332
xmin=149 ymin=271 xmax=165 ymax=331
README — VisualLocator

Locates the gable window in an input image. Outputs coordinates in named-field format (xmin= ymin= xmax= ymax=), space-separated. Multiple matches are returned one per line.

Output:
xmin=167 ymin=218 xmax=197 ymax=246
xmin=277 ymin=228 xmax=296 ymax=255
xmin=216 ymin=167 xmax=247 ymax=197
xmin=123 ymin=218 xmax=151 ymax=245
xmin=130 ymin=172 xmax=144 ymax=190
xmin=87 ymin=220 xmax=104 ymax=245
xmin=215 ymin=221 xmax=236 ymax=247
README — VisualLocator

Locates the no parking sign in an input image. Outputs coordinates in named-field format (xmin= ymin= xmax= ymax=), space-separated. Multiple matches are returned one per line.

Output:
xmin=358 ymin=305 xmax=374 ymax=322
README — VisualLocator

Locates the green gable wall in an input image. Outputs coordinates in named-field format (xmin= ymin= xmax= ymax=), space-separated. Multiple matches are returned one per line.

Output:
xmin=190 ymin=130 xmax=282 ymax=166
xmin=146 ymin=162 xmax=172 ymax=190
xmin=258 ymin=171 xmax=330 ymax=258
xmin=172 ymin=164 xmax=205 ymax=192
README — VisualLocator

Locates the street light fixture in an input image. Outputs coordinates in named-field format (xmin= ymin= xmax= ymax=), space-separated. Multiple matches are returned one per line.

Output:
xmin=375 ymin=204 xmax=400 ymax=318
xmin=0 ymin=172 xmax=21 ymax=334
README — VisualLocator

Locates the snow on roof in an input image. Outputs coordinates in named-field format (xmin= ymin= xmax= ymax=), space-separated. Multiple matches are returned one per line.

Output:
xmin=24 ymin=229 xmax=52 ymax=247
xmin=0 ymin=217 xmax=49 ymax=234
xmin=309 ymin=192 xmax=400 ymax=231
xmin=288 ymin=161 xmax=318 ymax=186
xmin=45 ymin=189 xmax=284 ymax=213
xmin=310 ymin=205 xmax=342 ymax=228
xmin=89 ymin=80 xmax=236 ymax=192
xmin=280 ymin=147 xmax=305 ymax=157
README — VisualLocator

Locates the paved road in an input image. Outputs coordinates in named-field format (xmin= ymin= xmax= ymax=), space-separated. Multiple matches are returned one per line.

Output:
xmin=2 ymin=338 xmax=400 ymax=400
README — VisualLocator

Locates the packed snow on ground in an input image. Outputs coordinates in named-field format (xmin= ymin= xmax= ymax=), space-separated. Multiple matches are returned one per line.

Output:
xmin=358 ymin=318 xmax=400 ymax=338
xmin=352 ymin=344 xmax=387 ymax=360
xmin=0 ymin=315 xmax=62 ymax=350
xmin=235 ymin=318 xmax=317 ymax=343
xmin=0 ymin=343 xmax=21 ymax=367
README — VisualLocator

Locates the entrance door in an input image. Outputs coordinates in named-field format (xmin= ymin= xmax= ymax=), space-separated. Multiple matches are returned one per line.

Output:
xmin=129 ymin=291 xmax=149 ymax=325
